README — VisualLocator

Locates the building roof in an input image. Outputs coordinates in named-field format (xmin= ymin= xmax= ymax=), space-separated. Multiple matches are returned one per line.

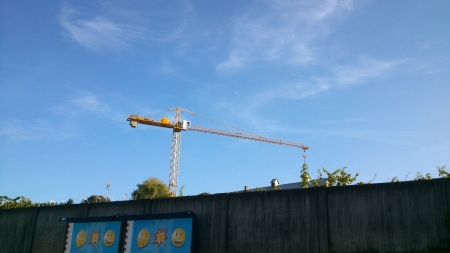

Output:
xmin=244 ymin=178 xmax=328 ymax=192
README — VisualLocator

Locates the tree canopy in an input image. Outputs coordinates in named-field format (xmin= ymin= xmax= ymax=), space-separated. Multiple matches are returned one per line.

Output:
xmin=0 ymin=196 xmax=72 ymax=209
xmin=81 ymin=195 xmax=110 ymax=203
xmin=132 ymin=177 xmax=169 ymax=200
xmin=300 ymin=163 xmax=311 ymax=188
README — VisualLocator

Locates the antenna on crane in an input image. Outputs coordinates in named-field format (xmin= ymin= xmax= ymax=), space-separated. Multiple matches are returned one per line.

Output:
xmin=106 ymin=182 xmax=111 ymax=201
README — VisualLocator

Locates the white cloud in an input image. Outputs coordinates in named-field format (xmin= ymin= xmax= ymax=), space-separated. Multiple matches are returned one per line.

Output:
xmin=216 ymin=0 xmax=355 ymax=71
xmin=59 ymin=6 xmax=146 ymax=51
xmin=0 ymin=118 xmax=76 ymax=141
xmin=255 ymin=82 xmax=330 ymax=102
xmin=308 ymin=0 xmax=354 ymax=20
xmin=225 ymin=55 xmax=404 ymax=135
xmin=250 ymin=56 xmax=403 ymax=106
xmin=71 ymin=93 xmax=107 ymax=113
xmin=53 ymin=92 xmax=124 ymax=123
xmin=0 ymin=92 xmax=127 ymax=141
xmin=58 ymin=4 xmax=193 ymax=52
xmin=334 ymin=56 xmax=404 ymax=86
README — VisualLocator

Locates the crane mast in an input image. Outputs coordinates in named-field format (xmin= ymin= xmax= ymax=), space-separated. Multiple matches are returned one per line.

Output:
xmin=127 ymin=107 xmax=308 ymax=197
xmin=169 ymin=108 xmax=182 ymax=197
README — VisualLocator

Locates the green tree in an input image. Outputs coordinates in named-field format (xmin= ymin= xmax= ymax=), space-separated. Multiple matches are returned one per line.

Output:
xmin=132 ymin=177 xmax=169 ymax=200
xmin=0 ymin=196 xmax=35 ymax=209
xmin=390 ymin=176 xmax=400 ymax=183
xmin=252 ymin=187 xmax=266 ymax=192
xmin=437 ymin=165 xmax=449 ymax=178
xmin=413 ymin=172 xmax=433 ymax=181
xmin=81 ymin=195 xmax=110 ymax=203
xmin=179 ymin=185 xmax=186 ymax=197
xmin=323 ymin=167 xmax=359 ymax=186
xmin=357 ymin=174 xmax=378 ymax=185
xmin=311 ymin=169 xmax=325 ymax=187
xmin=300 ymin=163 xmax=311 ymax=188
xmin=311 ymin=167 xmax=359 ymax=187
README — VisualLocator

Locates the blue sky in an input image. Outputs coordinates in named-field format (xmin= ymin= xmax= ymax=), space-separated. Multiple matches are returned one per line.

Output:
xmin=1 ymin=0 xmax=449 ymax=203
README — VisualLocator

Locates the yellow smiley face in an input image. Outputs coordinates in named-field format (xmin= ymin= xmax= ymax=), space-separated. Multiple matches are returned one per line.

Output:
xmin=171 ymin=228 xmax=186 ymax=247
xmin=103 ymin=230 xmax=116 ymax=247
xmin=76 ymin=230 xmax=86 ymax=247
xmin=137 ymin=229 xmax=150 ymax=248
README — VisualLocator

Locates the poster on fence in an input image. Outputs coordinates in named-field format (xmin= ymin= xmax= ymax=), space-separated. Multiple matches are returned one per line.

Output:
xmin=61 ymin=211 xmax=195 ymax=253
xmin=123 ymin=217 xmax=193 ymax=253
xmin=64 ymin=221 xmax=122 ymax=253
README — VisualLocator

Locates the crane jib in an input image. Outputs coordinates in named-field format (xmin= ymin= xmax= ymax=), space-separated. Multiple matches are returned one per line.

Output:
xmin=188 ymin=126 xmax=307 ymax=149
xmin=127 ymin=109 xmax=308 ymax=197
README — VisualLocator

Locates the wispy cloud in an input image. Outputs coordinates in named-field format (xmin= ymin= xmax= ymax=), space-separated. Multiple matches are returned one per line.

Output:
xmin=313 ymin=118 xmax=371 ymax=125
xmin=306 ymin=127 xmax=424 ymax=146
xmin=307 ymin=0 xmax=354 ymax=20
xmin=52 ymin=92 xmax=124 ymax=122
xmin=0 ymin=118 xmax=55 ymax=140
xmin=226 ymin=55 xmax=404 ymax=135
xmin=333 ymin=56 xmax=405 ymax=86
xmin=0 ymin=92 xmax=124 ymax=141
xmin=59 ymin=6 xmax=146 ymax=51
xmin=254 ymin=81 xmax=330 ymax=104
xmin=251 ymin=56 xmax=403 ymax=105
xmin=216 ymin=0 xmax=355 ymax=71
xmin=58 ymin=3 xmax=193 ymax=51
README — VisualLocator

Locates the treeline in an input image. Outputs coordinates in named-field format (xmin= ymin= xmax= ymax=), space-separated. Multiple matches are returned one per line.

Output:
xmin=0 ymin=195 xmax=112 ymax=210
xmin=0 ymin=196 xmax=73 ymax=209
xmin=300 ymin=165 xmax=448 ymax=188
xmin=2 ymin=165 xmax=448 ymax=210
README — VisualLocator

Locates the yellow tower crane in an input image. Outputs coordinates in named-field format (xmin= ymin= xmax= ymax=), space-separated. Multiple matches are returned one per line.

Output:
xmin=127 ymin=107 xmax=309 ymax=197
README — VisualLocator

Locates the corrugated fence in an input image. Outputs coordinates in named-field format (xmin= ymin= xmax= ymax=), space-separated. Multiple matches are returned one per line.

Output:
xmin=0 ymin=178 xmax=449 ymax=253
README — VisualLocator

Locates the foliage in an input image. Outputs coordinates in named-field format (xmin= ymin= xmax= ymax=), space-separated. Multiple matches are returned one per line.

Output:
xmin=413 ymin=172 xmax=433 ymax=181
xmin=81 ymin=195 xmax=110 ymax=203
xmin=0 ymin=196 xmax=35 ymax=209
xmin=357 ymin=174 xmax=378 ymax=185
xmin=324 ymin=167 xmax=359 ymax=186
xmin=437 ymin=165 xmax=449 ymax=178
xmin=390 ymin=176 xmax=400 ymax=183
xmin=132 ymin=177 xmax=169 ymax=200
xmin=311 ymin=167 xmax=359 ymax=187
xmin=300 ymin=163 xmax=311 ymax=188
xmin=252 ymin=187 xmax=266 ymax=192
xmin=390 ymin=165 xmax=447 ymax=183
xmin=179 ymin=185 xmax=186 ymax=197
xmin=197 ymin=192 xmax=210 ymax=196
xmin=311 ymin=169 xmax=325 ymax=187
xmin=0 ymin=196 xmax=74 ymax=209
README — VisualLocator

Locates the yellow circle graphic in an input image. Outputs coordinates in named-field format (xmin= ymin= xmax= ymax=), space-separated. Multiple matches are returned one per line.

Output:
xmin=137 ymin=229 xmax=150 ymax=248
xmin=76 ymin=230 xmax=87 ymax=247
xmin=172 ymin=228 xmax=186 ymax=247
xmin=103 ymin=230 xmax=116 ymax=247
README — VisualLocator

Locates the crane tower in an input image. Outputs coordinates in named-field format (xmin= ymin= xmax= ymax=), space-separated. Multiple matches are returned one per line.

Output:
xmin=128 ymin=107 xmax=308 ymax=197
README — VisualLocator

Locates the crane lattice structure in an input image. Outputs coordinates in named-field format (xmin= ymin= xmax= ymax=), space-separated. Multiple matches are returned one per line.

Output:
xmin=127 ymin=107 xmax=309 ymax=197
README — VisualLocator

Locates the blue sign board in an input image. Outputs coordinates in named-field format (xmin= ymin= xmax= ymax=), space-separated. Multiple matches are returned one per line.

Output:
xmin=65 ymin=221 xmax=122 ymax=253
xmin=61 ymin=211 xmax=195 ymax=253
xmin=124 ymin=217 xmax=193 ymax=253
